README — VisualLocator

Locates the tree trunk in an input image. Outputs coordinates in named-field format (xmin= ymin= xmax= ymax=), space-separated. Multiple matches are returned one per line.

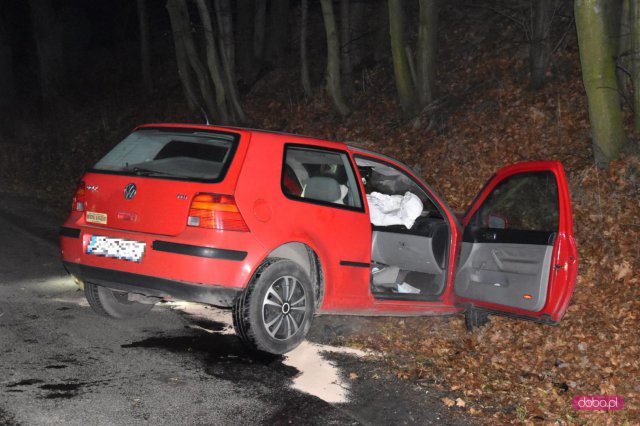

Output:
xmin=606 ymin=0 xmax=623 ymax=55
xmin=0 ymin=9 xmax=15 ymax=133
xmin=417 ymin=0 xmax=438 ymax=106
xmin=254 ymin=0 xmax=266 ymax=62
xmin=349 ymin=0 xmax=366 ymax=69
xmin=389 ymin=0 xmax=416 ymax=115
xmin=617 ymin=0 xmax=631 ymax=99
xmin=265 ymin=0 xmax=289 ymax=64
xmin=529 ymin=0 xmax=552 ymax=89
xmin=29 ymin=0 xmax=64 ymax=112
xmin=136 ymin=0 xmax=152 ymax=94
xmin=300 ymin=0 xmax=312 ymax=97
xmin=340 ymin=0 xmax=353 ymax=96
xmin=193 ymin=0 xmax=229 ymax=124
xmin=166 ymin=5 xmax=199 ymax=113
xmin=374 ymin=0 xmax=389 ymax=62
xmin=575 ymin=0 xmax=627 ymax=162
xmin=167 ymin=0 xmax=218 ymax=123
xmin=236 ymin=0 xmax=255 ymax=86
xmin=213 ymin=0 xmax=247 ymax=124
xmin=215 ymin=0 xmax=235 ymax=79
xmin=320 ymin=0 xmax=350 ymax=116
xmin=632 ymin=0 xmax=640 ymax=131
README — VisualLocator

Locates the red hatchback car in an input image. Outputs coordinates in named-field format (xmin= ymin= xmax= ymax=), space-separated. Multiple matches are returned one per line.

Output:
xmin=60 ymin=124 xmax=578 ymax=354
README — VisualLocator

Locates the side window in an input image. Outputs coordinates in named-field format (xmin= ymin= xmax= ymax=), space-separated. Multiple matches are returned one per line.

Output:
xmin=282 ymin=146 xmax=363 ymax=209
xmin=471 ymin=171 xmax=559 ymax=232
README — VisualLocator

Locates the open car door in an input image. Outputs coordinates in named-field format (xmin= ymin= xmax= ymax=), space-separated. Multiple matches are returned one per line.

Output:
xmin=454 ymin=161 xmax=577 ymax=325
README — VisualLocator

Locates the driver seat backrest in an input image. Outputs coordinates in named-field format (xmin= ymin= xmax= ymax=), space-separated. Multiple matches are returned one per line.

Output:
xmin=303 ymin=176 xmax=342 ymax=203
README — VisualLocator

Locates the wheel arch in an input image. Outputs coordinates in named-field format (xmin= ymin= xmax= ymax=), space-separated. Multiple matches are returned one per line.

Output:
xmin=266 ymin=242 xmax=325 ymax=309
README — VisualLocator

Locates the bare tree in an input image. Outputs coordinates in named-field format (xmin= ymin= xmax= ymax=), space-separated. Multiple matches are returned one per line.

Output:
xmin=212 ymin=0 xmax=247 ymax=124
xmin=417 ymin=0 xmax=438 ymax=106
xmin=167 ymin=0 xmax=246 ymax=125
xmin=194 ymin=0 xmax=230 ymax=124
xmin=301 ymin=0 xmax=313 ymax=97
xmin=236 ymin=0 xmax=256 ymax=86
xmin=167 ymin=2 xmax=200 ymax=113
xmin=29 ymin=0 xmax=64 ymax=111
xmin=136 ymin=0 xmax=152 ymax=94
xmin=632 ymin=0 xmax=640 ymax=131
xmin=575 ymin=0 xmax=627 ymax=162
xmin=340 ymin=0 xmax=353 ymax=96
xmin=214 ymin=0 xmax=235 ymax=78
xmin=349 ymin=0 xmax=366 ymax=70
xmin=167 ymin=0 xmax=219 ymax=122
xmin=617 ymin=0 xmax=632 ymax=99
xmin=266 ymin=0 xmax=290 ymax=64
xmin=320 ymin=0 xmax=350 ymax=116
xmin=0 ymin=3 xmax=14 ymax=132
xmin=388 ymin=0 xmax=416 ymax=114
xmin=530 ymin=0 xmax=553 ymax=89
xmin=489 ymin=1 xmax=572 ymax=89
xmin=254 ymin=0 xmax=267 ymax=62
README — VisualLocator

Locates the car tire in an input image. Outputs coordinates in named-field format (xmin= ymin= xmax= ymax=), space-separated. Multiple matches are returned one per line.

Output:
xmin=84 ymin=282 xmax=154 ymax=319
xmin=233 ymin=258 xmax=314 ymax=354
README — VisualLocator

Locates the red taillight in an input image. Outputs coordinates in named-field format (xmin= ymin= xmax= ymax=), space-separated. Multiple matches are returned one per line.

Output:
xmin=72 ymin=180 xmax=86 ymax=212
xmin=187 ymin=193 xmax=249 ymax=232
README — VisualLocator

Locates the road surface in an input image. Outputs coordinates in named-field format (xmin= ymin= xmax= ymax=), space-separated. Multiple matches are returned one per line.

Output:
xmin=0 ymin=194 xmax=476 ymax=425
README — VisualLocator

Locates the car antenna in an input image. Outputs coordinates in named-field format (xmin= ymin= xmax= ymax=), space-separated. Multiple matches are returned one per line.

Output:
xmin=200 ymin=106 xmax=210 ymax=125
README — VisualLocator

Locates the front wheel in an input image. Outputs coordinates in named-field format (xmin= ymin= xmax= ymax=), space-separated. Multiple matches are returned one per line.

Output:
xmin=233 ymin=259 xmax=314 ymax=354
xmin=84 ymin=282 xmax=154 ymax=319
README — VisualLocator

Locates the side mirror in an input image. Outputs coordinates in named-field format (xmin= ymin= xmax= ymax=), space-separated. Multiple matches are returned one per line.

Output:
xmin=487 ymin=214 xmax=507 ymax=229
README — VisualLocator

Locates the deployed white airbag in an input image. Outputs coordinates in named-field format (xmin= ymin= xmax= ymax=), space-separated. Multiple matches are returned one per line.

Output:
xmin=366 ymin=191 xmax=423 ymax=229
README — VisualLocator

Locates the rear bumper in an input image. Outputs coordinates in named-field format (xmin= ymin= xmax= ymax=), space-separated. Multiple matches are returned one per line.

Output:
xmin=64 ymin=261 xmax=242 ymax=307
xmin=60 ymin=221 xmax=268 ymax=305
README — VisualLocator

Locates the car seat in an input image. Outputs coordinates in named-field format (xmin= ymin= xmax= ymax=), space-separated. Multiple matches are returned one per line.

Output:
xmin=303 ymin=176 xmax=347 ymax=204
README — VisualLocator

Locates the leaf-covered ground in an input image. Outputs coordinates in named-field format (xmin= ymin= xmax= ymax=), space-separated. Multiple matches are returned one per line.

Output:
xmin=1 ymin=3 xmax=638 ymax=425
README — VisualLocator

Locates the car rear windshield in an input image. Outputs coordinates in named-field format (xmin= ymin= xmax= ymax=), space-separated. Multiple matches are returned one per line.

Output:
xmin=92 ymin=128 xmax=239 ymax=182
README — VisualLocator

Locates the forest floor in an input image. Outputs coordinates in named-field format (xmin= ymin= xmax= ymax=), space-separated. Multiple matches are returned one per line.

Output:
xmin=1 ymin=3 xmax=638 ymax=425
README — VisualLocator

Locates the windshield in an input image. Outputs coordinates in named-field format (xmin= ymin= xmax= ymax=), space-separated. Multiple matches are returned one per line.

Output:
xmin=92 ymin=128 xmax=238 ymax=182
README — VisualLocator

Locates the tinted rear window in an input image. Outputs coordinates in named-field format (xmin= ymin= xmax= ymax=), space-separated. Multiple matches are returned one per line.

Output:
xmin=92 ymin=129 xmax=238 ymax=182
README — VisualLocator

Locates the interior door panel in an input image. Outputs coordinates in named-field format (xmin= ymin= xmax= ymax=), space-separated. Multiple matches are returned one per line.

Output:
xmin=371 ymin=231 xmax=442 ymax=275
xmin=455 ymin=242 xmax=553 ymax=311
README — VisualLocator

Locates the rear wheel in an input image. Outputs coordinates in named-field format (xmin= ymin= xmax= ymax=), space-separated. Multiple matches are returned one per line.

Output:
xmin=85 ymin=282 xmax=154 ymax=319
xmin=233 ymin=259 xmax=314 ymax=354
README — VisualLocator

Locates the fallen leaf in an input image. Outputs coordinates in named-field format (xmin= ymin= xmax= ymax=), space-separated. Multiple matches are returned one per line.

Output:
xmin=614 ymin=261 xmax=632 ymax=281
xmin=441 ymin=397 xmax=455 ymax=407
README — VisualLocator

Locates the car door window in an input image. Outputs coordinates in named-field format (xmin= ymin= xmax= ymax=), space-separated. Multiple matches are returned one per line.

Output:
xmin=469 ymin=171 xmax=559 ymax=234
xmin=282 ymin=145 xmax=363 ymax=209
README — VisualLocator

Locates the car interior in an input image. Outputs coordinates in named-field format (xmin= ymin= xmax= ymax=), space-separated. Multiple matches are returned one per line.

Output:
xmin=355 ymin=157 xmax=449 ymax=300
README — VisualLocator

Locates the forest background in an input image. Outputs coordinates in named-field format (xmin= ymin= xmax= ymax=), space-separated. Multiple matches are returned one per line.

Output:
xmin=0 ymin=0 xmax=638 ymax=423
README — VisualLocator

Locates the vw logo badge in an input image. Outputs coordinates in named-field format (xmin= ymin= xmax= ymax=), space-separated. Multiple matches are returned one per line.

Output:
xmin=124 ymin=183 xmax=137 ymax=200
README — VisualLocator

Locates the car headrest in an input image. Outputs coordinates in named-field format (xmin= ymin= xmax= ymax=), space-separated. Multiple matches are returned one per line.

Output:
xmin=304 ymin=176 xmax=342 ymax=203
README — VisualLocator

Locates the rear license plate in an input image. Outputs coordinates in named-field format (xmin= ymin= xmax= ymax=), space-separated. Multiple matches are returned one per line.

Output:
xmin=86 ymin=235 xmax=146 ymax=262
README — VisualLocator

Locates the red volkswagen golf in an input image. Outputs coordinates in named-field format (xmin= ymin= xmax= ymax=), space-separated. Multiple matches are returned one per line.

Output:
xmin=60 ymin=124 xmax=578 ymax=354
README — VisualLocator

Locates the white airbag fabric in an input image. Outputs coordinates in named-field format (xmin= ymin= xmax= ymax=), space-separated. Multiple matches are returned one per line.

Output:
xmin=366 ymin=191 xmax=423 ymax=229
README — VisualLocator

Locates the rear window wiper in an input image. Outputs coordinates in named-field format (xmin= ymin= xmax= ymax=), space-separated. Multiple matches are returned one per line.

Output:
xmin=127 ymin=167 xmax=177 ymax=177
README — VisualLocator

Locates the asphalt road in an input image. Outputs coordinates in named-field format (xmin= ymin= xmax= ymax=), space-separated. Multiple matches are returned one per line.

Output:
xmin=0 ymin=194 xmax=477 ymax=426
